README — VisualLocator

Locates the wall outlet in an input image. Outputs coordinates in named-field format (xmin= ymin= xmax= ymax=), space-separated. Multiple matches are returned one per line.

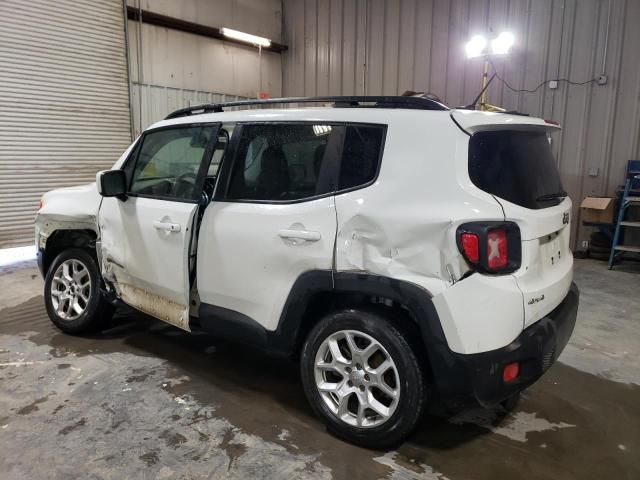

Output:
xmin=549 ymin=80 xmax=558 ymax=89
xmin=598 ymin=74 xmax=608 ymax=85
xmin=582 ymin=240 xmax=589 ymax=249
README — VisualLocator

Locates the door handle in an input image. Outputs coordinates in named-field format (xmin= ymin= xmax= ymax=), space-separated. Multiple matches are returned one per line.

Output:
xmin=278 ymin=229 xmax=321 ymax=242
xmin=153 ymin=220 xmax=181 ymax=232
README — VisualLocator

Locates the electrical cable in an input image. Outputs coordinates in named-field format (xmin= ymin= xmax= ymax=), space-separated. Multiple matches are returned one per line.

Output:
xmin=487 ymin=58 xmax=598 ymax=94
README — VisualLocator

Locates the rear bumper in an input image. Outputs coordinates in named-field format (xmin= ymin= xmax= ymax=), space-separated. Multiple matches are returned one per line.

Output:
xmin=431 ymin=282 xmax=579 ymax=408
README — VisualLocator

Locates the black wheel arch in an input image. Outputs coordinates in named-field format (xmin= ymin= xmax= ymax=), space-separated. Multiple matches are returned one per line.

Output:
xmin=198 ymin=270 xmax=450 ymax=361
xmin=273 ymin=271 xmax=472 ymax=406
xmin=197 ymin=270 xmax=474 ymax=405
xmin=39 ymin=229 xmax=98 ymax=276
xmin=273 ymin=270 xmax=449 ymax=359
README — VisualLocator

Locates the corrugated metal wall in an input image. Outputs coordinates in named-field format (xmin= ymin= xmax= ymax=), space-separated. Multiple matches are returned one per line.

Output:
xmin=126 ymin=0 xmax=283 ymax=137
xmin=131 ymin=82 xmax=250 ymax=134
xmin=282 ymin=0 xmax=640 ymax=248
xmin=128 ymin=0 xmax=282 ymax=46
xmin=126 ymin=0 xmax=283 ymax=101
xmin=0 ymin=0 xmax=132 ymax=248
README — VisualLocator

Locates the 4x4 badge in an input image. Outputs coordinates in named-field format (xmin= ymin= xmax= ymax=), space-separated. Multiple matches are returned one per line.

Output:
xmin=528 ymin=294 xmax=545 ymax=305
xmin=562 ymin=211 xmax=570 ymax=224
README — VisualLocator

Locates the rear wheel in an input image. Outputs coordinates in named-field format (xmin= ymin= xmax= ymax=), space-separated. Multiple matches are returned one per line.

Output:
xmin=300 ymin=309 xmax=426 ymax=448
xmin=44 ymin=248 xmax=113 ymax=334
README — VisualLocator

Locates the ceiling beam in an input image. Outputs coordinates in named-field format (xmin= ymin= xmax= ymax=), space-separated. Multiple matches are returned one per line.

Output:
xmin=126 ymin=6 xmax=287 ymax=54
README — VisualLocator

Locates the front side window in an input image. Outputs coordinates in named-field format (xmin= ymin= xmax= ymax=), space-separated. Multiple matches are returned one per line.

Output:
xmin=227 ymin=124 xmax=335 ymax=201
xmin=128 ymin=125 xmax=215 ymax=201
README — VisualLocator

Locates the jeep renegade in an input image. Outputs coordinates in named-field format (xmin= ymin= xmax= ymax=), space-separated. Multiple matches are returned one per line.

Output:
xmin=35 ymin=96 xmax=579 ymax=448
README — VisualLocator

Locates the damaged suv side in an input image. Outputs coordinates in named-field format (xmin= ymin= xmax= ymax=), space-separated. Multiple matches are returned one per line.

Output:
xmin=36 ymin=96 xmax=578 ymax=448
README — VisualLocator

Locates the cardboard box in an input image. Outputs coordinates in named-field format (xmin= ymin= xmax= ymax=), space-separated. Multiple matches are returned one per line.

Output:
xmin=580 ymin=197 xmax=615 ymax=224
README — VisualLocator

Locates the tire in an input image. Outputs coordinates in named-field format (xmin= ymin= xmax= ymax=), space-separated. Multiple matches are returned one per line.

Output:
xmin=44 ymin=248 xmax=114 ymax=334
xmin=300 ymin=309 xmax=426 ymax=449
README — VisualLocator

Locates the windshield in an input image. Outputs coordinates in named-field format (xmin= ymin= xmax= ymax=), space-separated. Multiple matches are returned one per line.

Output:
xmin=468 ymin=130 xmax=565 ymax=209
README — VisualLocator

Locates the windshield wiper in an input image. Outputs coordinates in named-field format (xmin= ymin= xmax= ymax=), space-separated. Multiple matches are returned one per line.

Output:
xmin=536 ymin=191 xmax=568 ymax=202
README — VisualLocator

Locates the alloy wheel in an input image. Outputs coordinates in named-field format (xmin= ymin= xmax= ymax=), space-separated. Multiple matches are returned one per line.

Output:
xmin=50 ymin=259 xmax=92 ymax=321
xmin=314 ymin=329 xmax=401 ymax=428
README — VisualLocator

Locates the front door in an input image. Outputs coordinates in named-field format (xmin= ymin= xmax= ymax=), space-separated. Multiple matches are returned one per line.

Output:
xmin=99 ymin=123 xmax=218 ymax=330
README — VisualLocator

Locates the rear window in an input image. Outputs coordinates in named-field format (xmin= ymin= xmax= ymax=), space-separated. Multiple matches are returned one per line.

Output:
xmin=469 ymin=130 xmax=565 ymax=209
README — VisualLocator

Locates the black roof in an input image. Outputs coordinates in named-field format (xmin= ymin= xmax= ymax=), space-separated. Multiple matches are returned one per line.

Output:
xmin=165 ymin=95 xmax=449 ymax=120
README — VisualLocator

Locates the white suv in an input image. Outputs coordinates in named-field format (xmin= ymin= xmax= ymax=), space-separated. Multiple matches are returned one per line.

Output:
xmin=35 ymin=96 xmax=578 ymax=448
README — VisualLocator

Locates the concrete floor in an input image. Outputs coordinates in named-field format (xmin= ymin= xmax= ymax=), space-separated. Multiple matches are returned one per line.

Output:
xmin=0 ymin=258 xmax=638 ymax=479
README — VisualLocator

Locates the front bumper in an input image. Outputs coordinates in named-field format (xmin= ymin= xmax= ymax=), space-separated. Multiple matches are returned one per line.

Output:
xmin=431 ymin=282 xmax=579 ymax=408
xmin=36 ymin=249 xmax=45 ymax=276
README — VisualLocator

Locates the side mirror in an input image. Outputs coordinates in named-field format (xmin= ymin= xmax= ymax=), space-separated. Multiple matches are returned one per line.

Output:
xmin=96 ymin=170 xmax=127 ymax=199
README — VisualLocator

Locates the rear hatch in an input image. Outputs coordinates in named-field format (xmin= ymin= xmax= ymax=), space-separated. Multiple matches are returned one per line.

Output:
xmin=453 ymin=110 xmax=573 ymax=327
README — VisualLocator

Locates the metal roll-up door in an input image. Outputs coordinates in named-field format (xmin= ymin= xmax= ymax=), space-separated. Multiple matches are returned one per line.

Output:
xmin=0 ymin=0 xmax=132 ymax=248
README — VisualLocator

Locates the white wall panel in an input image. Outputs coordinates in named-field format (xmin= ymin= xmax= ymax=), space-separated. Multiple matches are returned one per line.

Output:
xmin=131 ymin=83 xmax=249 ymax=134
xmin=282 ymin=0 xmax=640 ymax=248
xmin=127 ymin=0 xmax=282 ymax=98
xmin=128 ymin=0 xmax=282 ymax=43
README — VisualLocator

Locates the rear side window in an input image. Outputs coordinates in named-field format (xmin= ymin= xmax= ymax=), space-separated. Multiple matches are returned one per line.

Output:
xmin=224 ymin=123 xmax=386 ymax=202
xmin=339 ymin=125 xmax=385 ymax=190
xmin=226 ymin=123 xmax=334 ymax=201
xmin=469 ymin=131 xmax=565 ymax=209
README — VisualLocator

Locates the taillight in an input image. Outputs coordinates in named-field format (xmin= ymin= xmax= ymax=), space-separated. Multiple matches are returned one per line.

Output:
xmin=503 ymin=362 xmax=520 ymax=383
xmin=487 ymin=229 xmax=507 ymax=269
xmin=456 ymin=222 xmax=521 ymax=274
xmin=460 ymin=233 xmax=479 ymax=263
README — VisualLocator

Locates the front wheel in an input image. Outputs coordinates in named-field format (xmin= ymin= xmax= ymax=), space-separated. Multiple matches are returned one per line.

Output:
xmin=300 ymin=309 xmax=426 ymax=448
xmin=44 ymin=248 xmax=113 ymax=334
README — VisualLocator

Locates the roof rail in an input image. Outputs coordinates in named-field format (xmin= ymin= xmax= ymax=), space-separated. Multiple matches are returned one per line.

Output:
xmin=164 ymin=95 xmax=449 ymax=120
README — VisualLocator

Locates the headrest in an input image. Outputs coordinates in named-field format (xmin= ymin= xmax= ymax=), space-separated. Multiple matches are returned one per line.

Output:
xmin=261 ymin=146 xmax=286 ymax=171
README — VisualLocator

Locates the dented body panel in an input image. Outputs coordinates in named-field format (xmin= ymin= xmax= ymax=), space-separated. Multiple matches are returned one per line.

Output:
xmin=99 ymin=195 xmax=197 ymax=331
xmin=333 ymin=110 xmax=527 ymax=354
xmin=35 ymin=183 xmax=102 ymax=247
xmin=334 ymin=110 xmax=504 ymax=295
xmin=35 ymin=141 xmax=137 ymax=252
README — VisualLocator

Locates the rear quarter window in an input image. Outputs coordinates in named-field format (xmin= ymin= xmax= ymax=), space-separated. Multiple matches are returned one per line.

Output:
xmin=338 ymin=125 xmax=385 ymax=190
xmin=469 ymin=130 xmax=565 ymax=209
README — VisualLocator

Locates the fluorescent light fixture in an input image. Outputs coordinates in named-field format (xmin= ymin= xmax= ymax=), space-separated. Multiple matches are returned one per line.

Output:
xmin=313 ymin=125 xmax=332 ymax=136
xmin=491 ymin=31 xmax=515 ymax=55
xmin=221 ymin=27 xmax=271 ymax=47
xmin=465 ymin=35 xmax=487 ymax=58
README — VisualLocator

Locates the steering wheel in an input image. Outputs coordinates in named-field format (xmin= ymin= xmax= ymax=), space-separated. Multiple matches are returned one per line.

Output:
xmin=176 ymin=172 xmax=197 ymax=184
xmin=174 ymin=172 xmax=198 ymax=198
